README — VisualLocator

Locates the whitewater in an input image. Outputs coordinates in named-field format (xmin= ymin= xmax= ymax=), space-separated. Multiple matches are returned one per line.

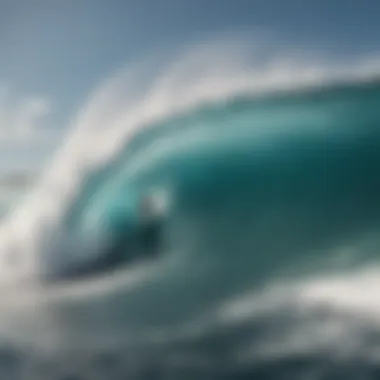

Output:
xmin=0 ymin=38 xmax=379 ymax=379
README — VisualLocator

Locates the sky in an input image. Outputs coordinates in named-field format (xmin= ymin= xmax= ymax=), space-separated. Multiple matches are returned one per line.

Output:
xmin=1 ymin=0 xmax=380 ymax=174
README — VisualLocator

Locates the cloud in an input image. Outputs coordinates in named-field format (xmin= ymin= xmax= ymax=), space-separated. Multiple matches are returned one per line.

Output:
xmin=0 ymin=86 xmax=56 ymax=143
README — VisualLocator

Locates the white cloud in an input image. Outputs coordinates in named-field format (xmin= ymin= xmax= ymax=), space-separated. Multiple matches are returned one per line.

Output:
xmin=0 ymin=87 xmax=55 ymax=143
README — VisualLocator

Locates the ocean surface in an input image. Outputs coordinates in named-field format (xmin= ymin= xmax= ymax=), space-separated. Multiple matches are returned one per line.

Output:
xmin=0 ymin=60 xmax=380 ymax=378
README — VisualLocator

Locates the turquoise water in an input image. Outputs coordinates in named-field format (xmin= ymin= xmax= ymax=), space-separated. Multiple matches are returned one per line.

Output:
xmin=64 ymin=80 xmax=380 ymax=283
xmin=1 ymin=80 xmax=380 ymax=379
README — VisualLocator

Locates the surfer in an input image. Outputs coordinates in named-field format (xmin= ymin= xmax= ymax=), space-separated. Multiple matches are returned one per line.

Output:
xmin=135 ymin=194 xmax=165 ymax=258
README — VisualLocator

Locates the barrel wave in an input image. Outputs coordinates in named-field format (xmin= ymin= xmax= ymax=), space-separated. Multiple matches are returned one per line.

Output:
xmin=58 ymin=81 xmax=380 ymax=289
xmin=0 ymin=43 xmax=379 ymax=379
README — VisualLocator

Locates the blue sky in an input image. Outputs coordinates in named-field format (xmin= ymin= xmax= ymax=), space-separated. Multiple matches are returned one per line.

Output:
xmin=1 ymin=0 xmax=380 ymax=173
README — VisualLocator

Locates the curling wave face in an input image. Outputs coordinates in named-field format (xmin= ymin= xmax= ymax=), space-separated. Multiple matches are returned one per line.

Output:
xmin=51 ymin=81 xmax=380 ymax=286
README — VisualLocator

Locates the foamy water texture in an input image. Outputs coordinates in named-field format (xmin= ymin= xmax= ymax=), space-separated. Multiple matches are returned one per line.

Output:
xmin=0 ymin=37 xmax=379 ymax=379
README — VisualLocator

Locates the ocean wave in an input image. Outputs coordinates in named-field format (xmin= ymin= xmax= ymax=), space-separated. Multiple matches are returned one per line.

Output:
xmin=0 ymin=36 xmax=379 ymax=379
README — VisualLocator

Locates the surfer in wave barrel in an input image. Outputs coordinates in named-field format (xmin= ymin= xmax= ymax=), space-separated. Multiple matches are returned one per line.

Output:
xmin=95 ymin=193 xmax=165 ymax=273
xmin=135 ymin=192 xmax=167 ymax=257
